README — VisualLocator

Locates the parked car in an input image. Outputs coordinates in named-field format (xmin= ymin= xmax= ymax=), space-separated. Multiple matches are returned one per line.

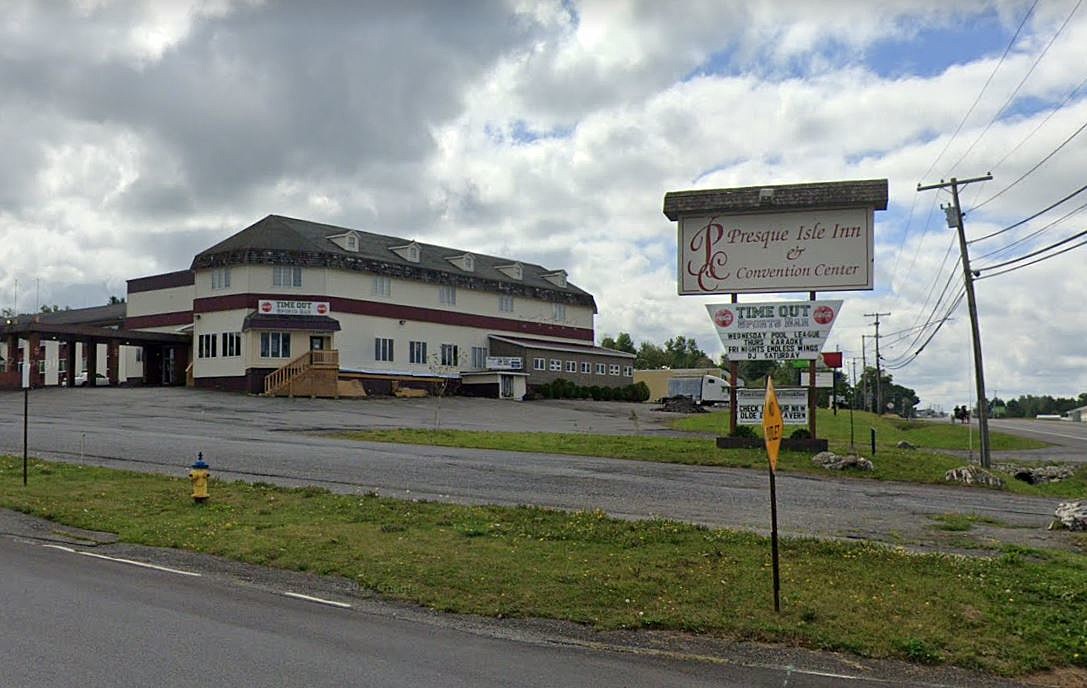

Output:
xmin=73 ymin=372 xmax=109 ymax=386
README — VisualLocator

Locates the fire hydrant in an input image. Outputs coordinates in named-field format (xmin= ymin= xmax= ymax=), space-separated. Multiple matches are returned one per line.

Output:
xmin=189 ymin=452 xmax=210 ymax=503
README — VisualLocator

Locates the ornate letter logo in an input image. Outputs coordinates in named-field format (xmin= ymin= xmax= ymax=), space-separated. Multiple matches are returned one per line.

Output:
xmin=686 ymin=217 xmax=730 ymax=291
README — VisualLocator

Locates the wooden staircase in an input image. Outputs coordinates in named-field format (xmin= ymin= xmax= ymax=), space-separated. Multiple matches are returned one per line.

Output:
xmin=264 ymin=350 xmax=340 ymax=398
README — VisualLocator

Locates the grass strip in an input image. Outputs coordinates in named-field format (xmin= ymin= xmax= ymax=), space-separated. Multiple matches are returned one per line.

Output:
xmin=672 ymin=408 xmax=1049 ymax=452
xmin=2 ymin=456 xmax=1085 ymax=676
xmin=335 ymin=428 xmax=1087 ymax=499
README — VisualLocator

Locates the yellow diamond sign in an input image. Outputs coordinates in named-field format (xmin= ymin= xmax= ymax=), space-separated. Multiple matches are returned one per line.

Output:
xmin=763 ymin=378 xmax=783 ymax=472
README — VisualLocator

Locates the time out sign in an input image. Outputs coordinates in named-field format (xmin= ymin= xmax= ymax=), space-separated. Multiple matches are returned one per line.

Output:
xmin=257 ymin=300 xmax=331 ymax=316
xmin=678 ymin=207 xmax=874 ymax=295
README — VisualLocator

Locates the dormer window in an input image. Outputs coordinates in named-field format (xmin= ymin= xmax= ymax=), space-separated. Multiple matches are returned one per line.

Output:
xmin=541 ymin=270 xmax=567 ymax=288
xmin=390 ymin=241 xmax=421 ymax=263
xmin=328 ymin=231 xmax=361 ymax=253
xmin=446 ymin=253 xmax=475 ymax=272
xmin=496 ymin=262 xmax=523 ymax=280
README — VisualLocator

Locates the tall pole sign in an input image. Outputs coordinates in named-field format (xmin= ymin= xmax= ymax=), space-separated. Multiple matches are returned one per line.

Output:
xmin=665 ymin=178 xmax=887 ymax=440
xmin=763 ymin=378 xmax=783 ymax=613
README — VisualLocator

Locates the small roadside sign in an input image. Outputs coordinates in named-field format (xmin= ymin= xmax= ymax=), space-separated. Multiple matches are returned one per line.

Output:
xmin=763 ymin=379 xmax=783 ymax=472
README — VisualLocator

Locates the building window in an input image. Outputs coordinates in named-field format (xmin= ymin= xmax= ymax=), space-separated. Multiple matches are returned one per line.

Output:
xmin=610 ymin=364 xmax=620 ymax=376
xmin=409 ymin=341 xmax=427 ymax=364
xmin=346 ymin=235 xmax=358 ymax=251
xmin=624 ymin=366 xmax=633 ymax=377
xmin=222 ymin=332 xmax=242 ymax=358
xmin=596 ymin=362 xmax=606 ymax=375
xmin=549 ymin=359 xmax=561 ymax=371
xmin=375 ymin=337 xmax=394 ymax=362
xmin=439 ymin=285 xmax=456 ymax=305
xmin=499 ymin=294 xmax=514 ymax=313
xmin=565 ymin=360 xmax=576 ymax=373
xmin=38 ymin=359 xmax=46 ymax=374
xmin=135 ymin=349 xmax=142 ymax=363
xmin=553 ymin=303 xmax=566 ymax=321
xmin=260 ymin=332 xmax=292 ymax=358
xmin=211 ymin=267 xmax=231 ymax=290
xmin=273 ymin=265 xmax=302 ymax=287
xmin=198 ymin=333 xmax=217 ymax=358
xmin=440 ymin=343 xmax=459 ymax=366
xmin=59 ymin=357 xmax=67 ymax=373
xmin=471 ymin=346 xmax=487 ymax=369
xmin=372 ymin=275 xmax=391 ymax=297
xmin=581 ymin=362 xmax=591 ymax=374
xmin=533 ymin=357 xmax=545 ymax=370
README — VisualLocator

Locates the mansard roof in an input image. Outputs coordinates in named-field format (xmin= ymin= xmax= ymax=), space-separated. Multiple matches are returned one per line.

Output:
xmin=191 ymin=215 xmax=596 ymax=309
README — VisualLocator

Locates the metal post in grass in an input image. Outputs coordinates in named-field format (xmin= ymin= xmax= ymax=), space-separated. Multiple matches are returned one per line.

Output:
xmin=762 ymin=378 xmax=783 ymax=613
xmin=21 ymin=358 xmax=30 ymax=486
xmin=870 ymin=427 xmax=876 ymax=456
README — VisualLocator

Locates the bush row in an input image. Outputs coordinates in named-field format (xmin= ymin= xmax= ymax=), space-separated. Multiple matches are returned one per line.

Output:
xmin=533 ymin=379 xmax=651 ymax=402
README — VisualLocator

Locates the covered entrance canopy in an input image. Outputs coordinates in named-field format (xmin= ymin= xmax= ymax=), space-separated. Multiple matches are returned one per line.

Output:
xmin=0 ymin=320 xmax=191 ymax=389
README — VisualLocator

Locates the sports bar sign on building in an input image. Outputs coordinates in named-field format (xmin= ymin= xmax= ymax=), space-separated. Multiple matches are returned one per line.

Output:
xmin=257 ymin=299 xmax=331 ymax=316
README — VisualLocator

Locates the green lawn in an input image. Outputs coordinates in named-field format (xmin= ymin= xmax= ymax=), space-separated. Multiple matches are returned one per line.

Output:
xmin=672 ymin=408 xmax=1049 ymax=453
xmin=2 ymin=456 xmax=1084 ymax=677
xmin=336 ymin=413 xmax=1086 ymax=498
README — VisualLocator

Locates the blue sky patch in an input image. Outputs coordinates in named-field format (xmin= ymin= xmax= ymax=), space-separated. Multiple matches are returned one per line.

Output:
xmin=864 ymin=12 xmax=1011 ymax=79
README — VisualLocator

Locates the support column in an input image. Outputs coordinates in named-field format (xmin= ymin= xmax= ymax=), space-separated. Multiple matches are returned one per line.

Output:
xmin=85 ymin=340 xmax=98 ymax=387
xmin=107 ymin=340 xmax=120 ymax=385
xmin=64 ymin=339 xmax=77 ymax=388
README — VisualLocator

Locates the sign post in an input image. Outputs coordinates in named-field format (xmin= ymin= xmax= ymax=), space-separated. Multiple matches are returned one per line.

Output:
xmin=762 ymin=378 xmax=783 ymax=613
xmin=21 ymin=356 xmax=30 ymax=486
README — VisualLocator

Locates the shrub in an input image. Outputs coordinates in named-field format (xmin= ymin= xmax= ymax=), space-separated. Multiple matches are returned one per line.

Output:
xmin=729 ymin=425 xmax=757 ymax=438
xmin=789 ymin=428 xmax=812 ymax=440
xmin=589 ymin=385 xmax=602 ymax=401
xmin=632 ymin=381 xmax=651 ymax=402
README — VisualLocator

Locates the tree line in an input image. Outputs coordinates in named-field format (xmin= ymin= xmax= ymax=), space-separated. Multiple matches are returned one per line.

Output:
xmin=599 ymin=331 xmax=920 ymax=414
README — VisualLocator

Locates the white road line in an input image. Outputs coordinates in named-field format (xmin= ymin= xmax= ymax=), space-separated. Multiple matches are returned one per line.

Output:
xmin=993 ymin=426 xmax=1087 ymax=442
xmin=41 ymin=543 xmax=201 ymax=577
xmin=283 ymin=591 xmax=353 ymax=609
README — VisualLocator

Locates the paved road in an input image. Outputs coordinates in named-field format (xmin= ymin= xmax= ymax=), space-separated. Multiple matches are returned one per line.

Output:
xmin=0 ymin=388 xmax=1072 ymax=551
xmin=986 ymin=418 xmax=1087 ymax=463
xmin=0 ymin=518 xmax=1027 ymax=688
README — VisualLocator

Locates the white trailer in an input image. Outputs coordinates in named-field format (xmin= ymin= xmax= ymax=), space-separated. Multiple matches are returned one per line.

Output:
xmin=667 ymin=375 xmax=728 ymax=404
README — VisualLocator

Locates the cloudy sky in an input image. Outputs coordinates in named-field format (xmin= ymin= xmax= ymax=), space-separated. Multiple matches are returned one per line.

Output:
xmin=2 ymin=0 xmax=1086 ymax=409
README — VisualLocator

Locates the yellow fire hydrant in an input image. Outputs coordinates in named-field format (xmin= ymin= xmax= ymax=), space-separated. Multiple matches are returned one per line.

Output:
xmin=189 ymin=452 xmax=210 ymax=503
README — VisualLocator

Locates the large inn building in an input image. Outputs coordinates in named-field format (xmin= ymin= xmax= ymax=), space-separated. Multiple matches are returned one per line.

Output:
xmin=2 ymin=215 xmax=633 ymax=398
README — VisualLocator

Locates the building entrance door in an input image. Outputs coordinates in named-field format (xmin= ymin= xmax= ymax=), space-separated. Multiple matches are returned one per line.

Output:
xmin=310 ymin=336 xmax=326 ymax=351
xmin=500 ymin=375 xmax=513 ymax=399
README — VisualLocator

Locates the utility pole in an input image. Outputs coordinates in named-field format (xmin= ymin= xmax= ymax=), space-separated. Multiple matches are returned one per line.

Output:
xmin=917 ymin=174 xmax=993 ymax=468
xmin=860 ymin=335 xmax=868 ymax=412
xmin=864 ymin=312 xmax=890 ymax=415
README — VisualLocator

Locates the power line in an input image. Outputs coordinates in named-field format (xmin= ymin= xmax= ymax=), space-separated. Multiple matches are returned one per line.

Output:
xmin=977 ymin=226 xmax=1087 ymax=272
xmin=947 ymin=0 xmax=1082 ymax=175
xmin=968 ymin=115 xmax=1087 ymax=212
xmin=919 ymin=0 xmax=1038 ymax=182
xmin=969 ymin=182 xmax=1087 ymax=243
xmin=977 ymin=235 xmax=1087 ymax=280
xmin=986 ymin=72 xmax=1087 ymax=173
xmin=973 ymin=199 xmax=1087 ymax=261
xmin=883 ymin=289 xmax=966 ymax=370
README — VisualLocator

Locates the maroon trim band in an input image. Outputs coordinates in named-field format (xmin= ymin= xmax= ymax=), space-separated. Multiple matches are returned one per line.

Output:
xmin=193 ymin=293 xmax=594 ymax=341
xmin=125 ymin=311 xmax=194 ymax=329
